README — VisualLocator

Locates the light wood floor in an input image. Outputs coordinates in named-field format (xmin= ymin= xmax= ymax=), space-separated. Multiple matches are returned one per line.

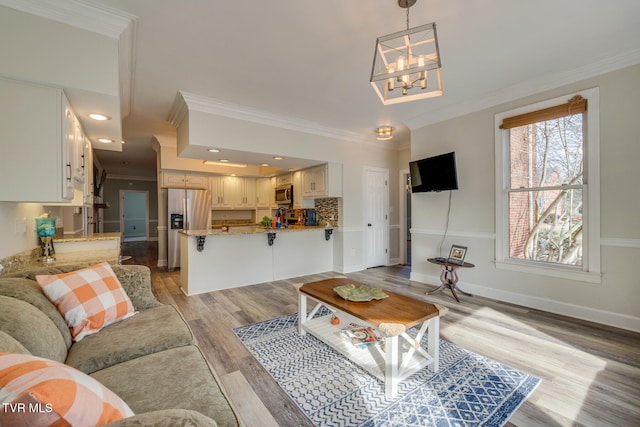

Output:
xmin=124 ymin=242 xmax=640 ymax=427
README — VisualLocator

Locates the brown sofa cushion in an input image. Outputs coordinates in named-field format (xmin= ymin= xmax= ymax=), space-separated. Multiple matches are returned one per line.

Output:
xmin=104 ymin=409 xmax=218 ymax=427
xmin=0 ymin=277 xmax=72 ymax=348
xmin=0 ymin=296 xmax=67 ymax=362
xmin=91 ymin=346 xmax=238 ymax=427
xmin=6 ymin=264 xmax=161 ymax=312
xmin=0 ymin=330 xmax=31 ymax=354
xmin=66 ymin=304 xmax=194 ymax=374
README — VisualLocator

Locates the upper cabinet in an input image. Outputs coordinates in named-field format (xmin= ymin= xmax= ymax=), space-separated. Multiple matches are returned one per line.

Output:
xmin=0 ymin=78 xmax=86 ymax=203
xmin=292 ymin=171 xmax=313 ymax=209
xmin=161 ymin=171 xmax=208 ymax=189
xmin=229 ymin=177 xmax=256 ymax=208
xmin=256 ymin=177 xmax=274 ymax=208
xmin=209 ymin=176 xmax=256 ymax=209
xmin=210 ymin=176 xmax=231 ymax=208
xmin=82 ymin=137 xmax=94 ymax=206
xmin=301 ymin=163 xmax=342 ymax=199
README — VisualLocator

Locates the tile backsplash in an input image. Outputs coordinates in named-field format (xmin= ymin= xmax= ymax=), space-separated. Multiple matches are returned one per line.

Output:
xmin=315 ymin=198 xmax=340 ymax=227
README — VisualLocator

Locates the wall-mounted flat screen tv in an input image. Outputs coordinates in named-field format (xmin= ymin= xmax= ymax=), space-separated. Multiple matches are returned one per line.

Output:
xmin=409 ymin=152 xmax=459 ymax=193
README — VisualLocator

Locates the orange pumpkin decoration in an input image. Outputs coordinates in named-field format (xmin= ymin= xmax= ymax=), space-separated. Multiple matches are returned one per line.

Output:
xmin=330 ymin=314 xmax=340 ymax=325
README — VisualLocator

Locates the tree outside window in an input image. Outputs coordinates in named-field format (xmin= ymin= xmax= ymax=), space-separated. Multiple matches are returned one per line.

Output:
xmin=507 ymin=113 xmax=584 ymax=266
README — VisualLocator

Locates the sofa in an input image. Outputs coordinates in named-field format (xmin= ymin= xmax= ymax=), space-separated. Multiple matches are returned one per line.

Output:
xmin=0 ymin=263 xmax=239 ymax=427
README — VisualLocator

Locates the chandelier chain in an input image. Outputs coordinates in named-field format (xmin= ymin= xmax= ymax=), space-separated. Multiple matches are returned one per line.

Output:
xmin=406 ymin=4 xmax=410 ymax=30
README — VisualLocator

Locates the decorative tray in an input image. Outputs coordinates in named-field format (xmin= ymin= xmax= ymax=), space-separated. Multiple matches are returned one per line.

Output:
xmin=333 ymin=284 xmax=388 ymax=302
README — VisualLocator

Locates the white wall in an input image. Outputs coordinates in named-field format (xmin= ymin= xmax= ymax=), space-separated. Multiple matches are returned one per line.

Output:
xmin=0 ymin=202 xmax=45 ymax=259
xmin=409 ymin=64 xmax=640 ymax=332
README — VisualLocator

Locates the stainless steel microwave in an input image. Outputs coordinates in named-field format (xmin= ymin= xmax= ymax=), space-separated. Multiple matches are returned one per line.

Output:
xmin=275 ymin=185 xmax=292 ymax=204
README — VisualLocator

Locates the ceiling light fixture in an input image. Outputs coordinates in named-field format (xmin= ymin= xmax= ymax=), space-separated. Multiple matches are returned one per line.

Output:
xmin=208 ymin=148 xmax=220 ymax=153
xmin=98 ymin=138 xmax=114 ymax=143
xmin=375 ymin=126 xmax=394 ymax=140
xmin=273 ymin=156 xmax=284 ymax=160
xmin=89 ymin=113 xmax=111 ymax=121
xmin=370 ymin=0 xmax=442 ymax=105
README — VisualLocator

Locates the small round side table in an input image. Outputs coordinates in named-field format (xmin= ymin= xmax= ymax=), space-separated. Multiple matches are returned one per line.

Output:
xmin=427 ymin=258 xmax=475 ymax=302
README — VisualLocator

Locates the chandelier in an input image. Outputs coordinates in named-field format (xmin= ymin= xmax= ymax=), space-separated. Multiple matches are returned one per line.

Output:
xmin=370 ymin=0 xmax=442 ymax=105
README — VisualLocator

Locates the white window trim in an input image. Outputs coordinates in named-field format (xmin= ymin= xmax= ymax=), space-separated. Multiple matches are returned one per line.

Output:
xmin=494 ymin=88 xmax=601 ymax=283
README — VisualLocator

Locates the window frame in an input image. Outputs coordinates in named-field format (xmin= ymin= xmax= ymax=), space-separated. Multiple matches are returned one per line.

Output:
xmin=494 ymin=88 xmax=601 ymax=283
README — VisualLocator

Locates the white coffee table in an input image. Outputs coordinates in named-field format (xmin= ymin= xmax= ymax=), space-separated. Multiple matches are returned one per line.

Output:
xmin=298 ymin=277 xmax=444 ymax=399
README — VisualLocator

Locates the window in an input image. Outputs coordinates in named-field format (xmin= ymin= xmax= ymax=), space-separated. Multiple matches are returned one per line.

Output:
xmin=495 ymin=89 xmax=601 ymax=283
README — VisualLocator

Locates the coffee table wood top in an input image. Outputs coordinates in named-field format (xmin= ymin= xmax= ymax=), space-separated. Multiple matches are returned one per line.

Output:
xmin=299 ymin=277 xmax=441 ymax=329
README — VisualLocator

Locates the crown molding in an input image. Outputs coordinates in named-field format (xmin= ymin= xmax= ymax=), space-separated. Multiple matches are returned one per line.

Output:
xmin=179 ymin=91 xmax=369 ymax=143
xmin=0 ymin=0 xmax=135 ymax=38
xmin=167 ymin=92 xmax=189 ymax=129
xmin=172 ymin=91 xmax=407 ymax=151
xmin=405 ymin=48 xmax=640 ymax=130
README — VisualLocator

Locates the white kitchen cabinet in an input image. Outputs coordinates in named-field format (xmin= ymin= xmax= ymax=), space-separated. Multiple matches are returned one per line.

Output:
xmin=256 ymin=177 xmax=274 ymax=208
xmin=293 ymin=171 xmax=313 ymax=209
xmin=185 ymin=174 xmax=208 ymax=188
xmin=210 ymin=176 xmax=232 ymax=208
xmin=82 ymin=138 xmax=94 ymax=205
xmin=161 ymin=171 xmax=208 ymax=189
xmin=230 ymin=177 xmax=256 ymax=208
xmin=71 ymin=114 xmax=85 ymax=187
xmin=276 ymin=174 xmax=292 ymax=186
xmin=0 ymin=78 xmax=76 ymax=202
xmin=301 ymin=163 xmax=342 ymax=198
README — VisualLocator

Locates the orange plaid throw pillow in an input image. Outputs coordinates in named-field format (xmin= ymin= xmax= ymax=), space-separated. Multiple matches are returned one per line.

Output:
xmin=36 ymin=262 xmax=136 ymax=341
xmin=0 ymin=352 xmax=134 ymax=426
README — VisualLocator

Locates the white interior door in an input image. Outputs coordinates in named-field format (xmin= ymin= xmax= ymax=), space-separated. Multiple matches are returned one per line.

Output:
xmin=364 ymin=167 xmax=389 ymax=268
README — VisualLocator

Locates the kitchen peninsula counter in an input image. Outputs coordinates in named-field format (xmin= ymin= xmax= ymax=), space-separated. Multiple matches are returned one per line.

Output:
xmin=179 ymin=226 xmax=335 ymax=295
xmin=180 ymin=225 xmax=333 ymax=237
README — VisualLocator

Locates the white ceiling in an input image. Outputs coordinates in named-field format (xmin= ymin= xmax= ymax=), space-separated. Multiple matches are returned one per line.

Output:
xmin=5 ymin=0 xmax=640 ymax=178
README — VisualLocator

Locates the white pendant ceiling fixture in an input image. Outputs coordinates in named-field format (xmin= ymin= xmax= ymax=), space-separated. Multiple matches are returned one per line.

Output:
xmin=370 ymin=0 xmax=443 ymax=105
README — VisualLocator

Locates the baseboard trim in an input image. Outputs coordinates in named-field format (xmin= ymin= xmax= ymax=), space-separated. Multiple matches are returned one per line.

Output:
xmin=333 ymin=263 xmax=365 ymax=274
xmin=410 ymin=271 xmax=640 ymax=333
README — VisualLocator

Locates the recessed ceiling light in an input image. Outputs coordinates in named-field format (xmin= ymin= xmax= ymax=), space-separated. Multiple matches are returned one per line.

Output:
xmin=89 ymin=113 xmax=111 ymax=121
xmin=208 ymin=148 xmax=220 ymax=153
xmin=260 ymin=163 xmax=270 ymax=167
xmin=98 ymin=138 xmax=114 ymax=143
xmin=219 ymin=159 xmax=229 ymax=162
xmin=121 ymin=140 xmax=126 ymax=144
xmin=273 ymin=156 xmax=284 ymax=160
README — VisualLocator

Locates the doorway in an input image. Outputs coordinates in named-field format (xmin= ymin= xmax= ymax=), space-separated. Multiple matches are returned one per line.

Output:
xmin=363 ymin=166 xmax=389 ymax=268
xmin=120 ymin=190 xmax=149 ymax=242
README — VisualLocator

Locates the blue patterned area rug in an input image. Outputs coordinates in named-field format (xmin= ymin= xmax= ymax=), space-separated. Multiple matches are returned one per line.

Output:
xmin=233 ymin=312 xmax=540 ymax=427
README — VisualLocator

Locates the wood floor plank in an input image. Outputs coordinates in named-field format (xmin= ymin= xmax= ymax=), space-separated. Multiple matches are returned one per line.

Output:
xmin=220 ymin=370 xmax=281 ymax=427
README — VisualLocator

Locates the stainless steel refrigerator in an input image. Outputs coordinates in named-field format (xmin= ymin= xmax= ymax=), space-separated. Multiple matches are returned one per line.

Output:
xmin=167 ymin=188 xmax=212 ymax=271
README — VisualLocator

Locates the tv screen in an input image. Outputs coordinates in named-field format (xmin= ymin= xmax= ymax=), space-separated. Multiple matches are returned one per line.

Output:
xmin=409 ymin=152 xmax=458 ymax=193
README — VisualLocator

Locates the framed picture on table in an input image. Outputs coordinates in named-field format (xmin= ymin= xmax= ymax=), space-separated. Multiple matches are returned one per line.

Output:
xmin=448 ymin=245 xmax=467 ymax=265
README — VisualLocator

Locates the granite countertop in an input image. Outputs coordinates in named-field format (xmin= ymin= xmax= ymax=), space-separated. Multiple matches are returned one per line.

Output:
xmin=180 ymin=225 xmax=334 ymax=237
xmin=53 ymin=232 xmax=121 ymax=243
